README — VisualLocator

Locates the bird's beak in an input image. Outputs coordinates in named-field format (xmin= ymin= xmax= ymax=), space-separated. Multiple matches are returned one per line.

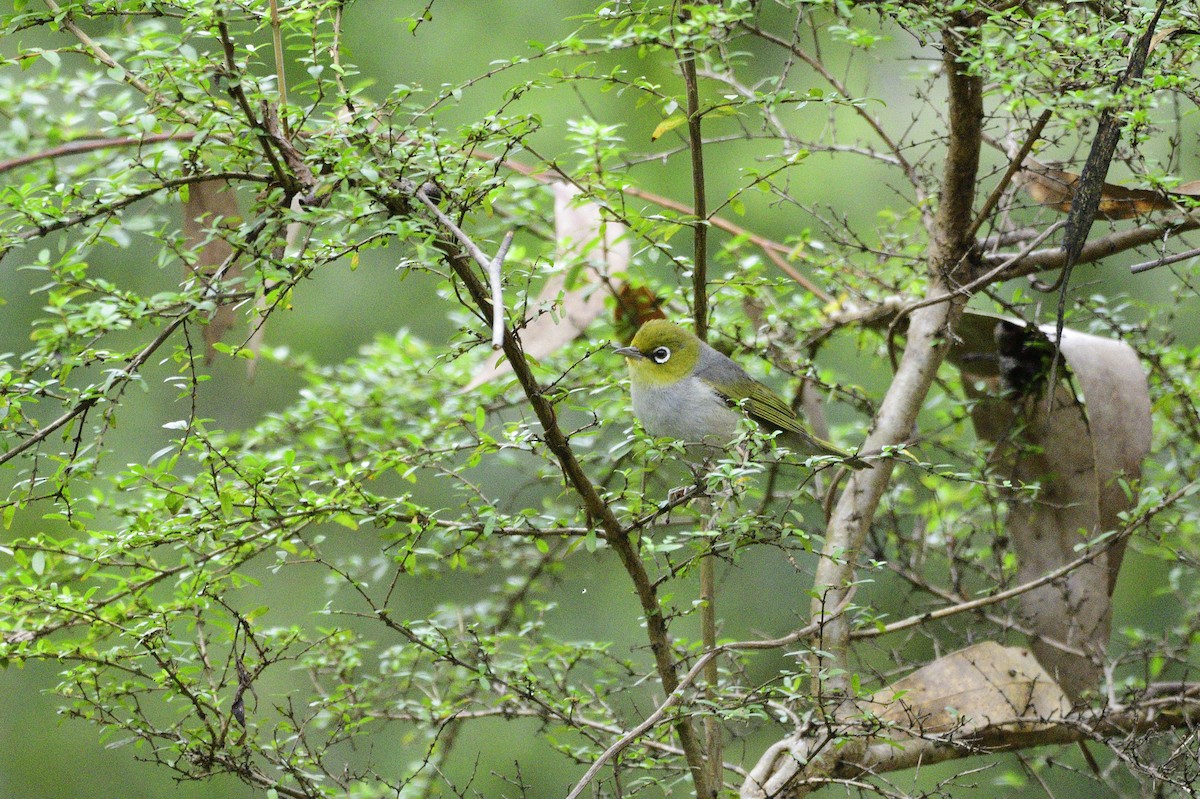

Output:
xmin=613 ymin=345 xmax=644 ymax=359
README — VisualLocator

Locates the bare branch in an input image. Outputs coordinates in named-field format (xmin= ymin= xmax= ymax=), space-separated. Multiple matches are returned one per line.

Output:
xmin=0 ymin=316 xmax=185 ymax=468
xmin=1130 ymin=242 xmax=1200 ymax=273
xmin=738 ymin=20 xmax=926 ymax=209
xmin=964 ymin=110 xmax=1052 ymax=243
xmin=0 ymin=133 xmax=195 ymax=174
xmin=853 ymin=523 xmax=1125 ymax=640
xmin=988 ymin=218 xmax=1199 ymax=278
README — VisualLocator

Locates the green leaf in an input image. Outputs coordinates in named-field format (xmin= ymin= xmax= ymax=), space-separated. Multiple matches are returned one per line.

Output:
xmin=650 ymin=114 xmax=687 ymax=141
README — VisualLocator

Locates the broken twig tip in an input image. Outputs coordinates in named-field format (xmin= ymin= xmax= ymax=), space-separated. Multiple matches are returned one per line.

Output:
xmin=488 ymin=230 xmax=515 ymax=349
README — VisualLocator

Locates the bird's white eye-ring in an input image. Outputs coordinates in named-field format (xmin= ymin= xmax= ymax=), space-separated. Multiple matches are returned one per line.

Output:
xmin=651 ymin=346 xmax=671 ymax=364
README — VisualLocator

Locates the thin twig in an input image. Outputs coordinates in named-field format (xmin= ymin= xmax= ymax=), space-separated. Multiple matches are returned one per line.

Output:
xmin=677 ymin=32 xmax=709 ymax=342
xmin=889 ymin=220 xmax=1065 ymax=327
xmin=963 ymin=109 xmax=1052 ymax=243
xmin=1130 ymin=243 xmax=1200 ymax=274
xmin=16 ymin=172 xmax=267 ymax=243
xmin=737 ymin=21 xmax=925 ymax=209
xmin=268 ymin=0 xmax=288 ymax=137
xmin=564 ymin=648 xmax=722 ymax=799
xmin=473 ymin=147 xmax=833 ymax=299
xmin=215 ymin=16 xmax=289 ymax=189
xmin=41 ymin=0 xmax=222 ymax=142
xmin=415 ymin=187 xmax=503 ymax=271
xmin=415 ymin=187 xmax=514 ymax=348
xmin=853 ymin=527 xmax=1125 ymax=639
xmin=0 ymin=315 xmax=186 ymax=469
xmin=0 ymin=133 xmax=195 ymax=174
xmin=42 ymin=0 xmax=154 ymax=96
xmin=565 ymin=598 xmax=853 ymax=799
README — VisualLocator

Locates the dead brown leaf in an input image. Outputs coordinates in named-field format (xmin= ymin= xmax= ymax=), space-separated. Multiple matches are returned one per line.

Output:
xmin=1016 ymin=160 xmax=1176 ymax=219
xmin=613 ymin=284 xmax=665 ymax=344
xmin=1169 ymin=179 xmax=1200 ymax=198
xmin=1148 ymin=26 xmax=1200 ymax=54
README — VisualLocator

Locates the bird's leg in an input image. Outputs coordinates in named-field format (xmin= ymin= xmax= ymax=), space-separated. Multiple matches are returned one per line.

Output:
xmin=664 ymin=460 xmax=708 ymax=516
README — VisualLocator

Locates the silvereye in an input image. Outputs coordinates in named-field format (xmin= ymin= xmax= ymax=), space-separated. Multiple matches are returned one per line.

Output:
xmin=615 ymin=320 xmax=865 ymax=467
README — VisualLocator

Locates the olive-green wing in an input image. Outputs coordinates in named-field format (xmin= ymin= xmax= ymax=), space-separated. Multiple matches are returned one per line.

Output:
xmin=718 ymin=376 xmax=865 ymax=466
xmin=714 ymin=374 xmax=816 ymax=438
xmin=696 ymin=344 xmax=866 ymax=466
xmin=740 ymin=379 xmax=804 ymax=434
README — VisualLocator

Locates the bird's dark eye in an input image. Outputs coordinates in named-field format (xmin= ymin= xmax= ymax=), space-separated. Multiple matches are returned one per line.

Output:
xmin=650 ymin=346 xmax=671 ymax=364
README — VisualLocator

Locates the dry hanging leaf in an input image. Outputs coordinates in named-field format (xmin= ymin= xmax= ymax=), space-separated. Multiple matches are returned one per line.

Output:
xmin=182 ymin=179 xmax=242 ymax=362
xmin=464 ymin=182 xmax=631 ymax=390
xmin=949 ymin=312 xmax=1151 ymax=699
xmin=1147 ymin=26 xmax=1200 ymax=55
xmin=867 ymin=642 xmax=1070 ymax=737
xmin=1015 ymin=159 xmax=1176 ymax=219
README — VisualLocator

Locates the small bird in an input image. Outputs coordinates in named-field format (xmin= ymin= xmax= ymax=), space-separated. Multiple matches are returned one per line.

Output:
xmin=614 ymin=320 xmax=865 ymax=467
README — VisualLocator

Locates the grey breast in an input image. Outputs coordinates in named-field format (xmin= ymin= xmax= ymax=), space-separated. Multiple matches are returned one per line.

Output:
xmin=630 ymin=354 xmax=742 ymax=444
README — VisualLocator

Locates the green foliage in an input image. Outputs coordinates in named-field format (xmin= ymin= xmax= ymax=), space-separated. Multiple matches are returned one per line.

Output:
xmin=1 ymin=1 xmax=1199 ymax=798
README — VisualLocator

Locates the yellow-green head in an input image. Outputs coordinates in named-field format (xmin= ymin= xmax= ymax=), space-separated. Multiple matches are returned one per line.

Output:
xmin=612 ymin=319 xmax=701 ymax=387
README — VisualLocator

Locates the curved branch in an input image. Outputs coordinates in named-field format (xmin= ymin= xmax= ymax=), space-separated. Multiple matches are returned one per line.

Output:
xmin=809 ymin=12 xmax=984 ymax=701
xmin=987 ymin=218 xmax=1199 ymax=279
xmin=749 ymin=685 xmax=1200 ymax=799
xmin=10 ymin=172 xmax=266 ymax=244
xmin=758 ymin=17 xmax=984 ymax=799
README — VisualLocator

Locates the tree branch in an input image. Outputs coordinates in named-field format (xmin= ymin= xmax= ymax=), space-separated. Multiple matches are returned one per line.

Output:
xmin=0 ymin=315 xmax=186 ymax=468
xmin=810 ymin=10 xmax=983 ymax=702
xmin=764 ymin=15 xmax=984 ymax=797
xmin=677 ymin=27 xmax=709 ymax=343
xmin=407 ymin=185 xmax=711 ymax=797
xmin=0 ymin=132 xmax=196 ymax=174
xmin=986 ymin=218 xmax=1199 ymax=279
xmin=754 ymin=685 xmax=1200 ymax=797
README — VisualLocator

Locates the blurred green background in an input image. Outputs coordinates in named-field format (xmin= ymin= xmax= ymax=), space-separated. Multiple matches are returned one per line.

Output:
xmin=2 ymin=2 xmax=1197 ymax=797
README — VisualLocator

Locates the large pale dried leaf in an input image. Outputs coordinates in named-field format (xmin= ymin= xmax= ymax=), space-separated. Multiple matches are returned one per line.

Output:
xmin=464 ymin=183 xmax=630 ymax=390
xmin=867 ymin=642 xmax=1070 ymax=736
xmin=949 ymin=312 xmax=1151 ymax=698
xmin=182 ymin=180 xmax=241 ymax=362
xmin=1015 ymin=160 xmax=1176 ymax=219
xmin=740 ymin=643 xmax=1071 ymax=799
xmin=1148 ymin=26 xmax=1200 ymax=54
